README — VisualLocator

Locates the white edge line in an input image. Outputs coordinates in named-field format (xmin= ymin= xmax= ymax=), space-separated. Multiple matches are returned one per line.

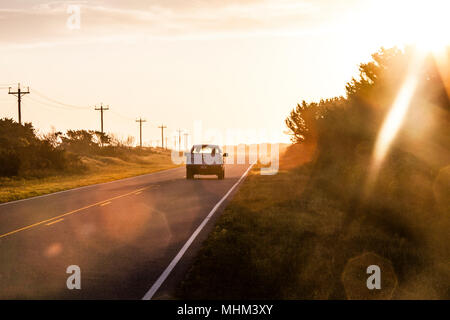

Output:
xmin=142 ymin=163 xmax=255 ymax=300
xmin=0 ymin=166 xmax=183 ymax=207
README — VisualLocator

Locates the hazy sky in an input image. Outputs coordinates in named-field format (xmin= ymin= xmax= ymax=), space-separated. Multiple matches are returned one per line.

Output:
xmin=1 ymin=0 xmax=449 ymax=145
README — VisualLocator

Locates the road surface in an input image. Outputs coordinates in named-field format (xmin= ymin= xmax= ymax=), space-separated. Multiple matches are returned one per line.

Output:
xmin=0 ymin=163 xmax=252 ymax=299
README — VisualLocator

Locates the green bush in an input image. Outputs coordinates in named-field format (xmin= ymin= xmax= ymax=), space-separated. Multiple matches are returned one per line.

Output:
xmin=0 ymin=148 xmax=20 ymax=176
xmin=0 ymin=118 xmax=84 ymax=177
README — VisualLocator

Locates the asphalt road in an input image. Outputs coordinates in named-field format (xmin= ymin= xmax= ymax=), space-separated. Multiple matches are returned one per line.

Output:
xmin=0 ymin=163 xmax=252 ymax=299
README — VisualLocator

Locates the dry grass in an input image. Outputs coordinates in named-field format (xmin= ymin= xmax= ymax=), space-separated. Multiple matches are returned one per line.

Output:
xmin=0 ymin=150 xmax=180 ymax=203
xmin=178 ymin=142 xmax=450 ymax=300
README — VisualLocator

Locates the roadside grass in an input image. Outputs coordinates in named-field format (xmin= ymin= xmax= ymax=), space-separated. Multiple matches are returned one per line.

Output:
xmin=0 ymin=150 xmax=180 ymax=203
xmin=178 ymin=143 xmax=450 ymax=300
xmin=177 ymin=159 xmax=338 ymax=300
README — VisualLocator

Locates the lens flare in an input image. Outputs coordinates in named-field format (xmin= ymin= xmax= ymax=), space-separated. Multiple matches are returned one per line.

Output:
xmin=366 ymin=54 xmax=424 ymax=191
xmin=374 ymin=77 xmax=418 ymax=163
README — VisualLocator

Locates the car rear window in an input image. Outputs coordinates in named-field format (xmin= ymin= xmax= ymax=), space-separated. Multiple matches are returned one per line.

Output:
xmin=191 ymin=145 xmax=220 ymax=154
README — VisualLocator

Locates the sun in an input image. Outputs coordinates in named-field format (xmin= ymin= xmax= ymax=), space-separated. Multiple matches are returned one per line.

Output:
xmin=408 ymin=1 xmax=450 ymax=54
xmin=363 ymin=0 xmax=450 ymax=191
xmin=367 ymin=0 xmax=450 ymax=54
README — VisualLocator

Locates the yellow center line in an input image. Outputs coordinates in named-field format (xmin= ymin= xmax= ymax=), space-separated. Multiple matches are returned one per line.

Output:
xmin=100 ymin=201 xmax=112 ymax=207
xmin=46 ymin=218 xmax=64 ymax=226
xmin=134 ymin=191 xmax=142 ymax=195
xmin=0 ymin=186 xmax=149 ymax=239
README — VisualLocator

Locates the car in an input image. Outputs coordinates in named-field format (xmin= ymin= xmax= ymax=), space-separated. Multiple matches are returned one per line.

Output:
xmin=185 ymin=144 xmax=228 ymax=180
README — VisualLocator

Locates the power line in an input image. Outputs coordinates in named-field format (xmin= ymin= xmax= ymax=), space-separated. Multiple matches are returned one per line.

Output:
xmin=109 ymin=109 xmax=135 ymax=121
xmin=0 ymin=83 xmax=15 ymax=89
xmin=32 ymin=89 xmax=90 ymax=110
xmin=3 ymin=85 xmax=176 ymax=151
xmin=24 ymin=92 xmax=136 ymax=136
xmin=24 ymin=95 xmax=87 ymax=112
xmin=8 ymin=83 xmax=30 ymax=124
xmin=135 ymin=118 xmax=147 ymax=148
xmin=0 ymin=102 xmax=17 ymax=115
xmin=32 ymin=89 xmax=129 ymax=120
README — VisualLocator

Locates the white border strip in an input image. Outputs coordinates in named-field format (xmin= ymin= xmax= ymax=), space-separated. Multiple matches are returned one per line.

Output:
xmin=0 ymin=166 xmax=183 ymax=207
xmin=142 ymin=163 xmax=255 ymax=300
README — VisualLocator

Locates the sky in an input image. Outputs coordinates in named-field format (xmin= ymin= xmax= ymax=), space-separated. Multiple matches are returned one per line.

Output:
xmin=1 ymin=0 xmax=449 ymax=146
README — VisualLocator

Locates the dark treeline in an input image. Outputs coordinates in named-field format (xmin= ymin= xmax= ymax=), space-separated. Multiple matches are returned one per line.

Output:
xmin=164 ymin=47 xmax=449 ymax=299
xmin=284 ymin=47 xmax=450 ymax=298
xmin=0 ymin=119 xmax=153 ymax=177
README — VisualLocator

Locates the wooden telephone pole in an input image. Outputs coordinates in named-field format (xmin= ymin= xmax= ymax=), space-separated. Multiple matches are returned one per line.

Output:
xmin=183 ymin=132 xmax=189 ymax=151
xmin=177 ymin=129 xmax=183 ymax=152
xmin=8 ymin=83 xmax=30 ymax=124
xmin=158 ymin=124 xmax=167 ymax=149
xmin=94 ymin=103 xmax=109 ymax=134
xmin=136 ymin=118 xmax=147 ymax=148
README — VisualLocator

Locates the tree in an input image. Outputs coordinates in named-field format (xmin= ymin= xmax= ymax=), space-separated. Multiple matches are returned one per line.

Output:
xmin=285 ymin=98 xmax=344 ymax=144
xmin=93 ymin=131 xmax=111 ymax=146
xmin=41 ymin=126 xmax=62 ymax=148
xmin=285 ymin=101 xmax=316 ymax=144
xmin=61 ymin=130 xmax=97 ymax=154
xmin=0 ymin=118 xmax=81 ymax=176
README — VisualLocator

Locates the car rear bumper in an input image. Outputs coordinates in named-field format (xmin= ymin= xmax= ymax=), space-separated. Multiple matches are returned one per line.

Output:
xmin=187 ymin=164 xmax=223 ymax=174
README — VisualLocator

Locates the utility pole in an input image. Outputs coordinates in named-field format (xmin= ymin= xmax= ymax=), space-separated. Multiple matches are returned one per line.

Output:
xmin=8 ymin=83 xmax=30 ymax=125
xmin=158 ymin=124 xmax=167 ymax=149
xmin=177 ymin=129 xmax=183 ymax=152
xmin=184 ymin=132 xmax=189 ymax=151
xmin=165 ymin=137 xmax=168 ymax=150
xmin=94 ymin=103 xmax=109 ymax=135
xmin=135 ymin=118 xmax=147 ymax=148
